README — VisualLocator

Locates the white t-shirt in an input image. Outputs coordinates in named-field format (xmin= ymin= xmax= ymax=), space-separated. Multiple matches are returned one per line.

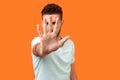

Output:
xmin=31 ymin=37 xmax=75 ymax=80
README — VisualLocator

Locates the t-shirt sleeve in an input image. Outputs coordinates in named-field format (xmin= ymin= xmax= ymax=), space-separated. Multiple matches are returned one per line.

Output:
xmin=31 ymin=37 xmax=40 ymax=57
xmin=31 ymin=37 xmax=41 ymax=71
xmin=64 ymin=39 xmax=75 ymax=64
xmin=31 ymin=37 xmax=40 ymax=49
xmin=70 ymin=40 xmax=75 ymax=64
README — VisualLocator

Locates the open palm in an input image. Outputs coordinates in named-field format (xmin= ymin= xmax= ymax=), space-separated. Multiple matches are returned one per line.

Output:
xmin=37 ymin=17 xmax=69 ymax=54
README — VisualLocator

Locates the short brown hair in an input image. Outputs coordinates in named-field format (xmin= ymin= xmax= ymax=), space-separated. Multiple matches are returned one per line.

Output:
xmin=41 ymin=3 xmax=63 ymax=20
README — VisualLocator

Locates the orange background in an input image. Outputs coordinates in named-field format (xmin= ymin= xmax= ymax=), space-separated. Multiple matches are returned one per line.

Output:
xmin=0 ymin=0 xmax=120 ymax=80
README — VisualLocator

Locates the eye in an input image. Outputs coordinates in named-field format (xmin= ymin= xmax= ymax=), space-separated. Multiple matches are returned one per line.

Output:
xmin=46 ymin=22 xmax=48 ymax=25
xmin=52 ymin=22 xmax=56 ymax=25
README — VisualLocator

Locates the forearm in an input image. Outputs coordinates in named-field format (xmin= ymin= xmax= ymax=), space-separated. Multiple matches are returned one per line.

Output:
xmin=70 ymin=73 xmax=77 ymax=80
xmin=70 ymin=64 xmax=77 ymax=80
xmin=32 ymin=43 xmax=48 ymax=57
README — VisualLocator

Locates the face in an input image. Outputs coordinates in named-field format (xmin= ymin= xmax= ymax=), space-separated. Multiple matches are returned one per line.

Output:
xmin=42 ymin=14 xmax=63 ymax=36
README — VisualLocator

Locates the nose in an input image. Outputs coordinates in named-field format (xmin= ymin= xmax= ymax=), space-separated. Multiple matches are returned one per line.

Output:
xmin=47 ymin=24 xmax=53 ymax=32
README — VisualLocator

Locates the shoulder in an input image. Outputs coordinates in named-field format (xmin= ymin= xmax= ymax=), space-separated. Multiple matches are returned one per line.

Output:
xmin=32 ymin=36 xmax=40 ymax=42
xmin=31 ymin=36 xmax=40 ymax=48
xmin=64 ymin=39 xmax=74 ymax=47
xmin=31 ymin=36 xmax=40 ymax=44
xmin=62 ymin=39 xmax=75 ymax=52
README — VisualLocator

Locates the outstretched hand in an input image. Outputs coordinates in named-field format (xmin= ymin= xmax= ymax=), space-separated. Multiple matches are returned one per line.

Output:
xmin=37 ymin=16 xmax=69 ymax=55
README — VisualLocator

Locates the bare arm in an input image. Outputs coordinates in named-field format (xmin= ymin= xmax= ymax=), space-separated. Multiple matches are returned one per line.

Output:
xmin=32 ymin=42 xmax=48 ymax=57
xmin=70 ymin=63 xmax=77 ymax=80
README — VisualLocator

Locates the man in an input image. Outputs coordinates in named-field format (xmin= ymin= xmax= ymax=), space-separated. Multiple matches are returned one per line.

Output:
xmin=31 ymin=3 xmax=77 ymax=80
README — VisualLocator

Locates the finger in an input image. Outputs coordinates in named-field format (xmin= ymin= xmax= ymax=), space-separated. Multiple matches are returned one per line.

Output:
xmin=48 ymin=16 xmax=52 ymax=32
xmin=37 ymin=24 xmax=42 ymax=37
xmin=43 ymin=17 xmax=47 ymax=34
xmin=49 ymin=16 xmax=52 ymax=26
xmin=53 ymin=17 xmax=61 ymax=36
xmin=58 ymin=36 xmax=70 ymax=47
